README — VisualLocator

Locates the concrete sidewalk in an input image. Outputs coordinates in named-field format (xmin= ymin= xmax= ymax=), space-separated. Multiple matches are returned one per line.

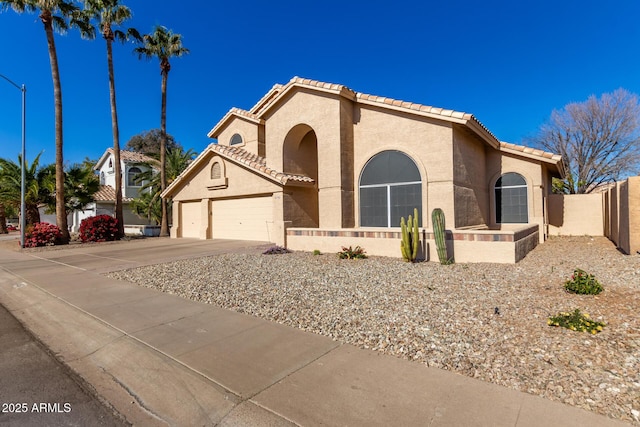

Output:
xmin=0 ymin=239 xmax=632 ymax=426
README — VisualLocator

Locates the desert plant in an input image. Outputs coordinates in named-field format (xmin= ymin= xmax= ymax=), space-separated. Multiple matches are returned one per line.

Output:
xmin=548 ymin=309 xmax=605 ymax=334
xmin=432 ymin=208 xmax=452 ymax=264
xmin=400 ymin=207 xmax=420 ymax=262
xmin=338 ymin=245 xmax=367 ymax=259
xmin=79 ymin=215 xmax=119 ymax=243
xmin=313 ymin=249 xmax=321 ymax=255
xmin=564 ymin=268 xmax=603 ymax=295
xmin=262 ymin=245 xmax=291 ymax=255
xmin=24 ymin=222 xmax=62 ymax=248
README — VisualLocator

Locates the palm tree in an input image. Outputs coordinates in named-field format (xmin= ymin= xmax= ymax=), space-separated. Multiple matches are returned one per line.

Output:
xmin=0 ymin=153 xmax=49 ymax=225
xmin=80 ymin=0 xmax=140 ymax=238
xmin=130 ymin=147 xmax=195 ymax=225
xmin=134 ymin=25 xmax=189 ymax=237
xmin=40 ymin=161 xmax=100 ymax=216
xmin=1 ymin=0 xmax=91 ymax=243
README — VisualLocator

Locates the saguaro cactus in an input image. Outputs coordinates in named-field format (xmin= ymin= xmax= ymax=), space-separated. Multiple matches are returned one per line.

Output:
xmin=432 ymin=208 xmax=451 ymax=264
xmin=400 ymin=208 xmax=420 ymax=262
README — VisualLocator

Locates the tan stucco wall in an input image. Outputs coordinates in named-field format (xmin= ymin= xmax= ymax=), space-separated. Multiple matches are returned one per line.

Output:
xmin=452 ymin=125 xmax=488 ymax=228
xmin=171 ymin=154 xmax=280 ymax=202
xmin=286 ymin=227 xmax=537 ymax=263
xmin=353 ymin=104 xmax=455 ymax=228
xmin=628 ymin=176 xmax=640 ymax=254
xmin=215 ymin=116 xmax=263 ymax=155
xmin=547 ymin=193 xmax=604 ymax=236
xmin=263 ymin=89 xmax=351 ymax=229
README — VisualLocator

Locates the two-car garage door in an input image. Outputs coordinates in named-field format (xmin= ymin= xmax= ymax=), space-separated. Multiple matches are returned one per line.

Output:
xmin=181 ymin=197 xmax=273 ymax=241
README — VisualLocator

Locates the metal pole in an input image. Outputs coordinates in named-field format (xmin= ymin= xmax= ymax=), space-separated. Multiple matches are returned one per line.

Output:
xmin=20 ymin=84 xmax=26 ymax=248
xmin=0 ymin=74 xmax=26 ymax=248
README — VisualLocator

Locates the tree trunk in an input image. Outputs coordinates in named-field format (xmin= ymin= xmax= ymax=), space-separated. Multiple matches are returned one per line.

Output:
xmin=0 ymin=204 xmax=7 ymax=234
xmin=27 ymin=204 xmax=41 ymax=226
xmin=41 ymin=10 xmax=69 ymax=244
xmin=159 ymin=71 xmax=169 ymax=237
xmin=106 ymin=35 xmax=125 ymax=239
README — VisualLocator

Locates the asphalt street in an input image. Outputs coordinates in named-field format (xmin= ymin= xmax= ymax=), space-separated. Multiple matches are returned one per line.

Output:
xmin=0 ymin=303 xmax=128 ymax=427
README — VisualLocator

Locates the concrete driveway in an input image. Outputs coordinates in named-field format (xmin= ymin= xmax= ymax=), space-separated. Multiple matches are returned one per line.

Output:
xmin=20 ymin=237 xmax=272 ymax=273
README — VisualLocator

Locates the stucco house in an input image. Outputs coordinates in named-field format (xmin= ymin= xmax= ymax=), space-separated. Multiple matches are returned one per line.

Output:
xmin=84 ymin=149 xmax=158 ymax=233
xmin=162 ymin=77 xmax=564 ymax=263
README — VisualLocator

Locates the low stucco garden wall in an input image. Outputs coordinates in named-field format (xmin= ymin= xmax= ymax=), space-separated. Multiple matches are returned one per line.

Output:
xmin=286 ymin=225 xmax=539 ymax=263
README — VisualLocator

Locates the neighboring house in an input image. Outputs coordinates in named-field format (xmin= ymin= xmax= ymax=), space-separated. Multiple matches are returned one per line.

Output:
xmin=162 ymin=77 xmax=564 ymax=263
xmin=89 ymin=148 xmax=159 ymax=232
xmin=40 ymin=149 xmax=159 ymax=233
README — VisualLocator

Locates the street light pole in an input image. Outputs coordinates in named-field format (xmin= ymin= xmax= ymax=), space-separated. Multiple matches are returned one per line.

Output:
xmin=0 ymin=74 xmax=27 ymax=248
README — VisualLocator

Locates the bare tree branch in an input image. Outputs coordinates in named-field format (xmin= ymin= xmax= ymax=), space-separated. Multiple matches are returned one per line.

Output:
xmin=531 ymin=89 xmax=640 ymax=194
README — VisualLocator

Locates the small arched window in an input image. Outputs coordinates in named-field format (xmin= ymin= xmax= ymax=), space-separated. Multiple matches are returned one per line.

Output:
xmin=359 ymin=150 xmax=422 ymax=227
xmin=100 ymin=171 xmax=105 ymax=185
xmin=128 ymin=166 xmax=142 ymax=187
xmin=230 ymin=133 xmax=243 ymax=145
xmin=495 ymin=173 xmax=528 ymax=223
xmin=108 ymin=158 xmax=113 ymax=169
xmin=211 ymin=162 xmax=222 ymax=179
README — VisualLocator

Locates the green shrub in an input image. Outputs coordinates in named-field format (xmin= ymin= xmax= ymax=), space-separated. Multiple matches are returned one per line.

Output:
xmin=313 ymin=249 xmax=321 ymax=255
xmin=262 ymin=245 xmax=291 ymax=255
xmin=79 ymin=215 xmax=119 ymax=243
xmin=548 ymin=309 xmax=605 ymax=334
xmin=338 ymin=245 xmax=367 ymax=259
xmin=564 ymin=268 xmax=603 ymax=295
xmin=24 ymin=222 xmax=62 ymax=247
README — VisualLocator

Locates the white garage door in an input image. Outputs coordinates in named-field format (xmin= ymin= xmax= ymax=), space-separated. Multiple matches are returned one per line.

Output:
xmin=212 ymin=197 xmax=273 ymax=241
xmin=180 ymin=201 xmax=201 ymax=238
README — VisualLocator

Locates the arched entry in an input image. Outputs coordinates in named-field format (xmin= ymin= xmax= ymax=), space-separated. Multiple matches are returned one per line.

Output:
xmin=283 ymin=124 xmax=319 ymax=227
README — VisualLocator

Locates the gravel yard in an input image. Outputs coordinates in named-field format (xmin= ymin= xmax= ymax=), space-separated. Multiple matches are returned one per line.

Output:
xmin=107 ymin=236 xmax=640 ymax=425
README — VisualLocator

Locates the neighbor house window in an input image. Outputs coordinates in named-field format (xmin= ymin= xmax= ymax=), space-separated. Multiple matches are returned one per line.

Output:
xmin=127 ymin=166 xmax=142 ymax=187
xmin=230 ymin=133 xmax=243 ymax=145
xmin=100 ymin=171 xmax=105 ymax=185
xmin=495 ymin=172 xmax=528 ymax=223
xmin=359 ymin=150 xmax=422 ymax=227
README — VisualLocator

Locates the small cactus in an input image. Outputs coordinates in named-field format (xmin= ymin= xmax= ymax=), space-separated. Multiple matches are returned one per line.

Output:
xmin=400 ymin=208 xmax=420 ymax=262
xmin=432 ymin=208 xmax=452 ymax=264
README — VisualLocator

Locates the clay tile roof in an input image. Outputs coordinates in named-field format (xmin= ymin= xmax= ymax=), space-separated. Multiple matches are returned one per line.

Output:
xmin=499 ymin=141 xmax=562 ymax=162
xmin=210 ymin=145 xmax=315 ymax=186
xmin=109 ymin=149 xmax=157 ymax=165
xmin=93 ymin=185 xmax=133 ymax=202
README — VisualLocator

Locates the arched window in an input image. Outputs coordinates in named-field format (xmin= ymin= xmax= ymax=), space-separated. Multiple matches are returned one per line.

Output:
xmin=495 ymin=173 xmax=528 ymax=223
xmin=100 ymin=171 xmax=105 ymax=185
xmin=359 ymin=150 xmax=422 ymax=227
xmin=128 ymin=166 xmax=142 ymax=187
xmin=230 ymin=133 xmax=243 ymax=145
xmin=211 ymin=162 xmax=222 ymax=179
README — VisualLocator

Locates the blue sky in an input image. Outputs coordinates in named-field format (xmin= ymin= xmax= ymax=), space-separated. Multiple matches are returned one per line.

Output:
xmin=1 ymin=0 xmax=640 ymax=167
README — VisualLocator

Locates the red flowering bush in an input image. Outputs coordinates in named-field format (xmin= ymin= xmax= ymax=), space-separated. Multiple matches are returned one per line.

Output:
xmin=79 ymin=215 xmax=119 ymax=243
xmin=24 ymin=222 xmax=62 ymax=248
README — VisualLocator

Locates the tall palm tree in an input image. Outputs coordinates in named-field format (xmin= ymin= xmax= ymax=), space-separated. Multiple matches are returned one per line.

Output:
xmin=80 ymin=0 xmax=140 ymax=238
xmin=1 ymin=0 xmax=91 ymax=243
xmin=134 ymin=25 xmax=189 ymax=237
xmin=130 ymin=147 xmax=195 ymax=225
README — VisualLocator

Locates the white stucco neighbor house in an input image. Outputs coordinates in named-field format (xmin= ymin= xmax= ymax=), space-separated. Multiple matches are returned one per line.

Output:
xmin=162 ymin=77 xmax=565 ymax=263
xmin=41 ymin=149 xmax=160 ymax=233
xmin=90 ymin=148 xmax=159 ymax=233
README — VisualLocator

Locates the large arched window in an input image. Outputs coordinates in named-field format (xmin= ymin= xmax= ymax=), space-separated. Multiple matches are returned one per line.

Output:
xmin=359 ymin=150 xmax=422 ymax=227
xmin=127 ymin=166 xmax=142 ymax=187
xmin=495 ymin=173 xmax=528 ymax=223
